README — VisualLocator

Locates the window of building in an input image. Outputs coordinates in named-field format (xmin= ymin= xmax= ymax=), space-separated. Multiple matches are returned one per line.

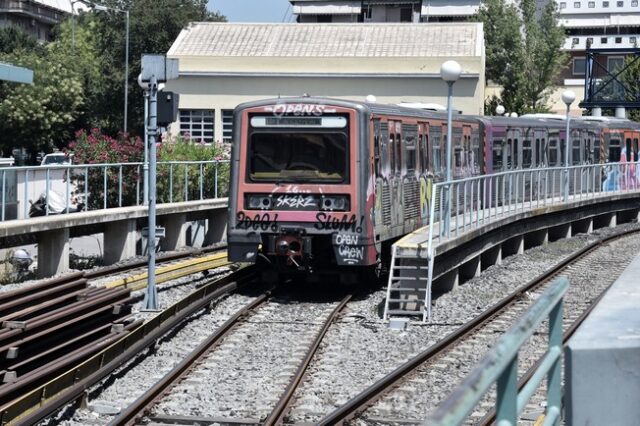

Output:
xmin=587 ymin=37 xmax=594 ymax=46
xmin=608 ymin=56 xmax=624 ymax=72
xmin=560 ymin=2 xmax=567 ymax=8
xmin=574 ymin=1 xmax=581 ymax=7
xmin=572 ymin=37 xmax=580 ymax=45
xmin=632 ymin=0 xmax=638 ymax=6
xmin=400 ymin=6 xmax=413 ymax=22
xmin=617 ymin=0 xmax=624 ymax=6
xmin=615 ymin=37 xmax=622 ymax=43
xmin=316 ymin=15 xmax=332 ymax=23
xmin=179 ymin=109 xmax=214 ymax=143
xmin=601 ymin=37 xmax=608 ymax=44
xmin=222 ymin=110 xmax=233 ymax=142
xmin=589 ymin=1 xmax=596 ymax=6
xmin=573 ymin=57 xmax=586 ymax=75
xmin=603 ymin=0 xmax=610 ymax=6
xmin=631 ymin=36 xmax=637 ymax=44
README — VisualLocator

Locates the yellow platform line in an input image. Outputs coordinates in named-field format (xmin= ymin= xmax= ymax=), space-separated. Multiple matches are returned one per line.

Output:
xmin=105 ymin=252 xmax=230 ymax=291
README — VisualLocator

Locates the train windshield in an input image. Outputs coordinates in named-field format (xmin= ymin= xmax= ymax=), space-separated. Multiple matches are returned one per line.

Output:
xmin=248 ymin=115 xmax=349 ymax=183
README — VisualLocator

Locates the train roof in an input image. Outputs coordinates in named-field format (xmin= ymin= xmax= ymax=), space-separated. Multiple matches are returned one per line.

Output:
xmin=235 ymin=97 xmax=639 ymax=130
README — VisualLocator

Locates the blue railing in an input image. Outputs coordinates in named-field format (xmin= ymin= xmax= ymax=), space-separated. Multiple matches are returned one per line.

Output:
xmin=0 ymin=160 xmax=230 ymax=221
xmin=427 ymin=277 xmax=568 ymax=426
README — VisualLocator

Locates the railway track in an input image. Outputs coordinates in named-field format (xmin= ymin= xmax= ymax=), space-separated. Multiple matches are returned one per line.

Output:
xmin=0 ymin=247 xmax=235 ymax=426
xmin=112 ymin=289 xmax=352 ymax=426
xmin=316 ymin=228 xmax=640 ymax=425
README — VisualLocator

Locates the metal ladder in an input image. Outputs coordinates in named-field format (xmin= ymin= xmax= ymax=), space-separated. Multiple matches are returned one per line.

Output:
xmin=383 ymin=245 xmax=433 ymax=322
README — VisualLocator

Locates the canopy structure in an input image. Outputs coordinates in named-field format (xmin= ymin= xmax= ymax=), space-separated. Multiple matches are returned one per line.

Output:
xmin=0 ymin=63 xmax=34 ymax=84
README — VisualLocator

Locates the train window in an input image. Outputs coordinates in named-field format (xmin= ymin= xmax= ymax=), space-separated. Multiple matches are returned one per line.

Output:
xmin=434 ymin=137 xmax=442 ymax=173
xmin=248 ymin=131 xmax=348 ymax=182
xmin=493 ymin=141 xmax=503 ymax=170
xmin=420 ymin=134 xmax=430 ymax=172
xmin=572 ymin=139 xmax=581 ymax=165
xmin=549 ymin=139 xmax=558 ymax=166
xmin=405 ymin=135 xmax=416 ymax=172
xmin=523 ymin=140 xmax=532 ymax=168
xmin=454 ymin=146 xmax=462 ymax=168
xmin=472 ymin=135 xmax=480 ymax=172
xmin=634 ymin=139 xmax=639 ymax=161
xmin=535 ymin=139 xmax=541 ymax=167
xmin=560 ymin=139 xmax=567 ymax=165
xmin=389 ymin=134 xmax=396 ymax=173
xmin=395 ymin=133 xmax=402 ymax=175
xmin=609 ymin=138 xmax=621 ymax=162
xmin=374 ymin=133 xmax=381 ymax=176
xmin=585 ymin=139 xmax=592 ymax=164
xmin=626 ymin=138 xmax=632 ymax=161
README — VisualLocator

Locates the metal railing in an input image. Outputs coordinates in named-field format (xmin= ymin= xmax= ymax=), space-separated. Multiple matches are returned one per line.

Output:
xmin=427 ymin=277 xmax=568 ymax=426
xmin=0 ymin=160 xmax=229 ymax=221
xmin=423 ymin=161 xmax=640 ymax=321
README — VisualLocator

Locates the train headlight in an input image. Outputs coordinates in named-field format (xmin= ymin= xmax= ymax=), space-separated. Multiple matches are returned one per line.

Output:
xmin=246 ymin=194 xmax=272 ymax=210
xmin=320 ymin=195 xmax=349 ymax=211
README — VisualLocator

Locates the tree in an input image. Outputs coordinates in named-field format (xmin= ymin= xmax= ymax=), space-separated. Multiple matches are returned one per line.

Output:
xmin=621 ymin=54 xmax=640 ymax=121
xmin=0 ymin=48 xmax=84 ymax=156
xmin=84 ymin=0 xmax=226 ymax=135
xmin=475 ymin=0 xmax=568 ymax=114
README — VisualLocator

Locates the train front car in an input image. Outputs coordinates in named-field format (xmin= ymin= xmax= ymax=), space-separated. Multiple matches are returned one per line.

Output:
xmin=227 ymin=98 xmax=375 ymax=277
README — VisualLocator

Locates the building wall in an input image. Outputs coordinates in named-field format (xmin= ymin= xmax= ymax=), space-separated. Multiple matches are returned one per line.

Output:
xmin=166 ymin=74 xmax=484 ymax=142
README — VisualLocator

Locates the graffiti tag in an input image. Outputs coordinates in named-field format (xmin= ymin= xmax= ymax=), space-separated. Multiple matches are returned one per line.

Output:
xmin=315 ymin=213 xmax=364 ymax=233
xmin=275 ymin=194 xmax=315 ymax=209
xmin=236 ymin=212 xmax=279 ymax=231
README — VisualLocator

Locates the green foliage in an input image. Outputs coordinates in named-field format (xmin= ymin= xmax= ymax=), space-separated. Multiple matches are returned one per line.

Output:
xmin=475 ymin=0 xmax=568 ymax=114
xmin=69 ymin=128 xmax=144 ymax=209
xmin=0 ymin=48 xmax=84 ymax=155
xmin=84 ymin=0 xmax=227 ymax=136
xmin=621 ymin=55 xmax=640 ymax=121
xmin=0 ymin=26 xmax=43 ymax=55
xmin=157 ymin=135 xmax=230 ymax=202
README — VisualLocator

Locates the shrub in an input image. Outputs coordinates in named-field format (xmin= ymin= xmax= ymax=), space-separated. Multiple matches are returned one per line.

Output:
xmin=69 ymin=128 xmax=144 ymax=209
xmin=156 ymin=134 xmax=230 ymax=202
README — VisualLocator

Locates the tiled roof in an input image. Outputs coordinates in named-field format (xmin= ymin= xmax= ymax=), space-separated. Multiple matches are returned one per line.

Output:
xmin=168 ymin=22 xmax=482 ymax=58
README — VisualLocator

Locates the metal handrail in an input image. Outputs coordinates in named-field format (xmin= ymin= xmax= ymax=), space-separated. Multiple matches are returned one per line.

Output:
xmin=427 ymin=277 xmax=568 ymax=426
xmin=0 ymin=160 xmax=230 ymax=221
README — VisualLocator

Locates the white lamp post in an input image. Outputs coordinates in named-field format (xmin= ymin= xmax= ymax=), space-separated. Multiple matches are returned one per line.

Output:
xmin=562 ymin=90 xmax=576 ymax=201
xmin=92 ymin=3 xmax=129 ymax=133
xmin=496 ymin=105 xmax=505 ymax=116
xmin=440 ymin=60 xmax=462 ymax=237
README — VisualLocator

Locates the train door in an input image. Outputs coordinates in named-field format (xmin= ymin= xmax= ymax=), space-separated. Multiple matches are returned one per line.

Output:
xmin=430 ymin=124 xmax=443 ymax=180
xmin=534 ymin=128 xmax=547 ymax=167
xmin=389 ymin=120 xmax=403 ymax=233
xmin=571 ymin=129 xmax=582 ymax=166
xmin=471 ymin=125 xmax=481 ymax=175
xmin=377 ymin=121 xmax=392 ymax=232
xmin=462 ymin=125 xmax=473 ymax=176
xmin=373 ymin=120 xmax=387 ymax=237
xmin=418 ymin=122 xmax=432 ymax=222
xmin=402 ymin=124 xmax=419 ymax=230
xmin=522 ymin=128 xmax=533 ymax=169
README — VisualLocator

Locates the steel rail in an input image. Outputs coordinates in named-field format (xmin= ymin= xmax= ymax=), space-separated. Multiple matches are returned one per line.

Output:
xmin=263 ymin=294 xmax=353 ymax=426
xmin=4 ymin=266 xmax=255 ymax=426
xmin=113 ymin=289 xmax=272 ymax=426
xmin=476 ymin=254 xmax=624 ymax=426
xmin=317 ymin=228 xmax=640 ymax=425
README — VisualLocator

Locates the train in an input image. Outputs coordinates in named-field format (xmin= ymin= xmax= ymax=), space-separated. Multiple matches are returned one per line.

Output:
xmin=226 ymin=97 xmax=640 ymax=278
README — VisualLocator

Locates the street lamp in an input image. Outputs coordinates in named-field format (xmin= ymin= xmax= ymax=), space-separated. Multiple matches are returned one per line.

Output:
xmin=91 ymin=3 xmax=129 ymax=133
xmin=440 ymin=60 xmax=462 ymax=237
xmin=496 ymin=105 xmax=505 ymax=116
xmin=562 ymin=90 xmax=576 ymax=201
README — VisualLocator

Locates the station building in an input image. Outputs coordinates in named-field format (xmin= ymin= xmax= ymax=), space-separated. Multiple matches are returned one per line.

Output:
xmin=165 ymin=22 xmax=485 ymax=143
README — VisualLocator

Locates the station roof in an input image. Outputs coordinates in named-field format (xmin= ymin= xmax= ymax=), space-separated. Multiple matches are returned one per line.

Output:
xmin=168 ymin=22 xmax=484 ymax=77
xmin=169 ymin=22 xmax=482 ymax=59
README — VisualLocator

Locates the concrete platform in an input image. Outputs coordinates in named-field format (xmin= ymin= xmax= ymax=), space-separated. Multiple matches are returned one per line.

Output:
xmin=565 ymin=252 xmax=640 ymax=426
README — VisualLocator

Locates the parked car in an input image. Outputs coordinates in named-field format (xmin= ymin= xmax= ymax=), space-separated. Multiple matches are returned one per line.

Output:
xmin=40 ymin=153 xmax=73 ymax=166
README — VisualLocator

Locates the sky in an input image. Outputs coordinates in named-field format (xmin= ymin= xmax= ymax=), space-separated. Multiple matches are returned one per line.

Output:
xmin=208 ymin=0 xmax=293 ymax=22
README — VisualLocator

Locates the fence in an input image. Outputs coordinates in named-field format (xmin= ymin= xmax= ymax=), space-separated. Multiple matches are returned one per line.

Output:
xmin=427 ymin=277 xmax=568 ymax=426
xmin=422 ymin=161 xmax=640 ymax=320
xmin=0 ymin=160 xmax=230 ymax=221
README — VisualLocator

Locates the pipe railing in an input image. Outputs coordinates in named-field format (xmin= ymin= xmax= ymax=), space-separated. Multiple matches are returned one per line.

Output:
xmin=0 ymin=160 xmax=230 ymax=221
xmin=426 ymin=277 xmax=568 ymax=426
xmin=423 ymin=161 xmax=640 ymax=321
